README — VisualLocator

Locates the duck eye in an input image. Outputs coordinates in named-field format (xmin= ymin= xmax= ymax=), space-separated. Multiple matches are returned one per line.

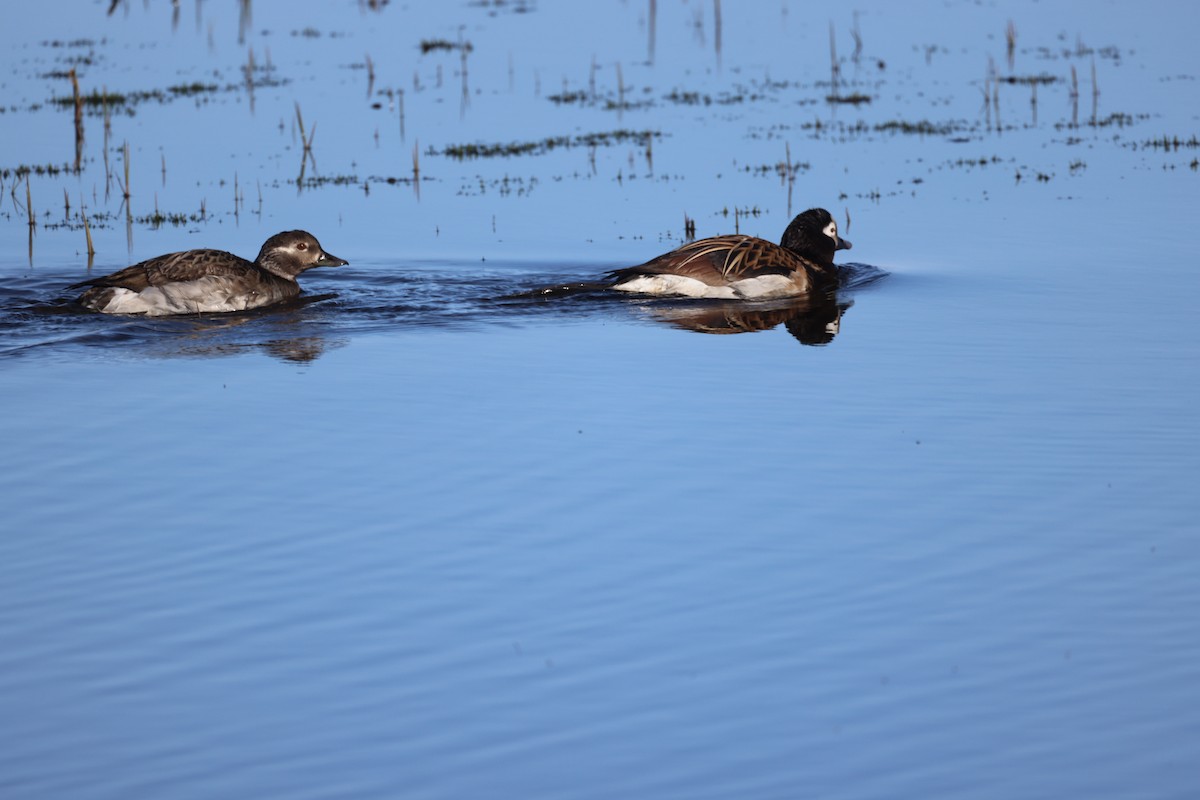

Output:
xmin=296 ymin=242 xmax=308 ymax=251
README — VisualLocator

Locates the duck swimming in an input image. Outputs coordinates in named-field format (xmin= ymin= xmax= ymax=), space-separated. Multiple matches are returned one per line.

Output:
xmin=70 ymin=230 xmax=347 ymax=316
xmin=609 ymin=207 xmax=851 ymax=299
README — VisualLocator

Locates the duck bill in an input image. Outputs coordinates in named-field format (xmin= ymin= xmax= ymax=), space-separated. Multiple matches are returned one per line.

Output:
xmin=316 ymin=252 xmax=349 ymax=267
xmin=836 ymin=237 xmax=852 ymax=251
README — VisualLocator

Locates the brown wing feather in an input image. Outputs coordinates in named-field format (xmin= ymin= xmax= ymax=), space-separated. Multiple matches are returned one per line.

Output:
xmin=611 ymin=235 xmax=822 ymax=286
xmin=69 ymin=249 xmax=257 ymax=290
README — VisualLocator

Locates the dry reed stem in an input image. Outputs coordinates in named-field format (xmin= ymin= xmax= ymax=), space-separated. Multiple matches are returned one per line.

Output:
xmin=81 ymin=195 xmax=95 ymax=256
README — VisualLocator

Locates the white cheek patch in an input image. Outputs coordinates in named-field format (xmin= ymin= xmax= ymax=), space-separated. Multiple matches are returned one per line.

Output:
xmin=823 ymin=221 xmax=838 ymax=241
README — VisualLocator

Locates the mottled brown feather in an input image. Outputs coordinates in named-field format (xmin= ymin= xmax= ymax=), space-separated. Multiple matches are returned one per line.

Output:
xmin=68 ymin=250 xmax=259 ymax=291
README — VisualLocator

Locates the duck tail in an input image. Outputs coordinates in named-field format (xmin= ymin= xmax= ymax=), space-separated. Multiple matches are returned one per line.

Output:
xmin=502 ymin=280 xmax=613 ymax=300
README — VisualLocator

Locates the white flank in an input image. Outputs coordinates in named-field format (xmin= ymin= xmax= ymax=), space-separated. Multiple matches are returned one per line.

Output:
xmin=613 ymin=275 xmax=736 ymax=299
xmin=96 ymin=277 xmax=262 ymax=316
xmin=728 ymin=275 xmax=799 ymax=299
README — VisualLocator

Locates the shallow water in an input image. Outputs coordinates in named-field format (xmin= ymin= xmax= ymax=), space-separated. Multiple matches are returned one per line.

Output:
xmin=2 ymin=1 xmax=1199 ymax=798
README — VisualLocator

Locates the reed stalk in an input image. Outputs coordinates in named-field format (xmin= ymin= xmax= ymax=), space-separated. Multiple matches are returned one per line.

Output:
xmin=829 ymin=23 xmax=840 ymax=99
xmin=81 ymin=195 xmax=95 ymax=256
xmin=1006 ymin=20 xmax=1017 ymax=70
xmin=648 ymin=0 xmax=657 ymax=63
xmin=121 ymin=140 xmax=131 ymax=200
xmin=70 ymin=68 xmax=84 ymax=173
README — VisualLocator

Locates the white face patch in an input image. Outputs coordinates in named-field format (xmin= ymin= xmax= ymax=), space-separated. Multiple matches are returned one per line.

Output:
xmin=823 ymin=220 xmax=839 ymax=244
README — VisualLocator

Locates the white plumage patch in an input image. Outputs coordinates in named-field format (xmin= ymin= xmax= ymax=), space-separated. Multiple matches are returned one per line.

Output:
xmin=613 ymin=273 xmax=801 ymax=300
xmin=613 ymin=275 xmax=730 ymax=298
xmin=93 ymin=277 xmax=261 ymax=316
xmin=727 ymin=275 xmax=799 ymax=299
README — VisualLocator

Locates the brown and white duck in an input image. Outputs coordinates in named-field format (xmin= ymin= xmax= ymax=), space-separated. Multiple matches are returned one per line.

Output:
xmin=70 ymin=230 xmax=347 ymax=316
xmin=609 ymin=207 xmax=851 ymax=299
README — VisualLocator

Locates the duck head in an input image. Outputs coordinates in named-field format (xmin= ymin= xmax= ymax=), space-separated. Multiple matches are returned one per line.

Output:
xmin=779 ymin=208 xmax=852 ymax=268
xmin=256 ymin=230 xmax=348 ymax=281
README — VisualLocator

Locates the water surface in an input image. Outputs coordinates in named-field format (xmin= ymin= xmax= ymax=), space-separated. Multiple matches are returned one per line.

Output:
xmin=2 ymin=1 xmax=1199 ymax=798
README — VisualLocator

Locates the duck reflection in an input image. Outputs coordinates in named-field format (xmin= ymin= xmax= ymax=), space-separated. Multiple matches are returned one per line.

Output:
xmin=132 ymin=294 xmax=343 ymax=363
xmin=637 ymin=290 xmax=851 ymax=346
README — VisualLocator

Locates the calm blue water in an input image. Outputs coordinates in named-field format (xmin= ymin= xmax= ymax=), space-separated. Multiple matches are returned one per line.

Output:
xmin=2 ymin=1 xmax=1199 ymax=798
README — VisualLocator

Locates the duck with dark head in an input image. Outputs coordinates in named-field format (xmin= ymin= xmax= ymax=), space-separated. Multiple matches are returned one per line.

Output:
xmin=608 ymin=208 xmax=851 ymax=300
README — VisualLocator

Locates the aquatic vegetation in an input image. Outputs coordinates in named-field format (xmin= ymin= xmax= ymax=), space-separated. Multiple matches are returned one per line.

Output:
xmin=547 ymin=90 xmax=589 ymax=105
xmin=0 ymin=163 xmax=74 ymax=178
xmin=466 ymin=0 xmax=535 ymax=14
xmin=745 ymin=160 xmax=811 ymax=177
xmin=1141 ymin=134 xmax=1200 ymax=150
xmin=137 ymin=209 xmax=205 ymax=226
xmin=295 ymin=174 xmax=362 ymax=189
xmin=998 ymin=73 xmax=1058 ymax=85
xmin=419 ymin=39 xmax=474 ymax=53
xmin=441 ymin=130 xmax=661 ymax=159
xmin=47 ymin=71 xmax=286 ymax=115
xmin=874 ymin=119 xmax=959 ymax=136
xmin=826 ymin=92 xmax=872 ymax=105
